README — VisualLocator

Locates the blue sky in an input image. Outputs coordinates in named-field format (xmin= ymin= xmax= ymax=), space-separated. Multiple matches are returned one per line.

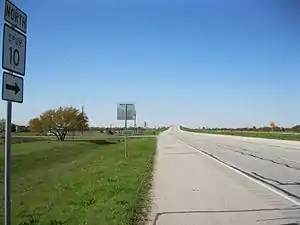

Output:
xmin=0 ymin=0 xmax=300 ymax=128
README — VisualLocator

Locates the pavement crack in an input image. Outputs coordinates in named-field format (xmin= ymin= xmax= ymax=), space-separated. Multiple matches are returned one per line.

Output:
xmin=217 ymin=144 xmax=300 ymax=171
xmin=252 ymin=172 xmax=300 ymax=186
xmin=165 ymin=152 xmax=198 ymax=155
xmin=153 ymin=207 xmax=300 ymax=225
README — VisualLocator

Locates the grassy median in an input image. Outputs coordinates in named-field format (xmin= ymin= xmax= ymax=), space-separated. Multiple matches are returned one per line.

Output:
xmin=0 ymin=137 xmax=156 ymax=225
xmin=181 ymin=127 xmax=300 ymax=141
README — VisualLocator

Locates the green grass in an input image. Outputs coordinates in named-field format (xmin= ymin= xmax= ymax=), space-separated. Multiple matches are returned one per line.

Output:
xmin=0 ymin=137 xmax=156 ymax=225
xmin=181 ymin=127 xmax=300 ymax=141
xmin=12 ymin=129 xmax=168 ymax=140
xmin=0 ymin=136 xmax=49 ymax=145
xmin=12 ymin=132 xmax=38 ymax=137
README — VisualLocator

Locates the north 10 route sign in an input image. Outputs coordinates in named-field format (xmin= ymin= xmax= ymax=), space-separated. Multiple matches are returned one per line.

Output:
xmin=4 ymin=0 xmax=27 ymax=34
xmin=2 ymin=72 xmax=23 ymax=103
xmin=2 ymin=24 xmax=26 ymax=76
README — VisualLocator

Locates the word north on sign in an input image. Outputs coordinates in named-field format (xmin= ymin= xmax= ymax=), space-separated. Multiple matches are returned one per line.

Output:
xmin=2 ymin=72 xmax=23 ymax=103
xmin=2 ymin=24 xmax=26 ymax=76
xmin=4 ymin=0 xmax=27 ymax=34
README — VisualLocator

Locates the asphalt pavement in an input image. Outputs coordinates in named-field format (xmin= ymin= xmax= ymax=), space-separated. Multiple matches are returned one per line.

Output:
xmin=148 ymin=126 xmax=300 ymax=225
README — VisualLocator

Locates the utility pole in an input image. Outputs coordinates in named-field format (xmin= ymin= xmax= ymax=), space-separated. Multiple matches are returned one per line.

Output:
xmin=134 ymin=115 xmax=137 ymax=134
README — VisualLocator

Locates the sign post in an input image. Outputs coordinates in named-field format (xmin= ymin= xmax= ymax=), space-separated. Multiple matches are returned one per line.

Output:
xmin=4 ymin=100 xmax=11 ymax=225
xmin=124 ymin=104 xmax=128 ymax=158
xmin=117 ymin=103 xmax=135 ymax=159
xmin=133 ymin=111 xmax=137 ymax=134
xmin=2 ymin=1 xmax=27 ymax=224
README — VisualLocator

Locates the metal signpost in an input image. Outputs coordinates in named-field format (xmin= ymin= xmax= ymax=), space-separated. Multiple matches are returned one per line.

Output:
xmin=133 ymin=109 xmax=137 ymax=134
xmin=117 ymin=103 xmax=135 ymax=159
xmin=2 ymin=1 xmax=27 ymax=224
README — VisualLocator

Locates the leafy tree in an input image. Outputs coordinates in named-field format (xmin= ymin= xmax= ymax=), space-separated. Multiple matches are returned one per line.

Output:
xmin=0 ymin=118 xmax=5 ymax=138
xmin=285 ymin=127 xmax=292 ymax=132
xmin=11 ymin=124 xmax=16 ymax=132
xmin=0 ymin=119 xmax=16 ymax=136
xmin=74 ymin=111 xmax=89 ymax=133
xmin=259 ymin=126 xmax=272 ymax=132
xmin=269 ymin=121 xmax=276 ymax=131
xmin=292 ymin=125 xmax=300 ymax=133
xmin=273 ymin=126 xmax=281 ymax=132
xmin=28 ymin=106 xmax=89 ymax=141
xmin=107 ymin=129 xmax=114 ymax=135
xmin=28 ymin=118 xmax=43 ymax=133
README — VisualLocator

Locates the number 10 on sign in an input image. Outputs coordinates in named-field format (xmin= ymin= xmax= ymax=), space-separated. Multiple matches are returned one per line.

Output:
xmin=9 ymin=47 xmax=20 ymax=66
xmin=2 ymin=24 xmax=26 ymax=76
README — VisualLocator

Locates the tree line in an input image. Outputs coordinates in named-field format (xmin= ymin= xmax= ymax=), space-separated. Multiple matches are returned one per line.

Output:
xmin=89 ymin=126 xmax=168 ymax=132
xmin=202 ymin=125 xmax=300 ymax=133
xmin=26 ymin=106 xmax=167 ymax=141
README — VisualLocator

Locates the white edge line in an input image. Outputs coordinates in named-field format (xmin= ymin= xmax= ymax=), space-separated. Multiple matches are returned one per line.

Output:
xmin=176 ymin=138 xmax=300 ymax=206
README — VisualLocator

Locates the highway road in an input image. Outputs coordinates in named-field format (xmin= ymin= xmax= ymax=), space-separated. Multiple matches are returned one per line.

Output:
xmin=148 ymin=126 xmax=300 ymax=225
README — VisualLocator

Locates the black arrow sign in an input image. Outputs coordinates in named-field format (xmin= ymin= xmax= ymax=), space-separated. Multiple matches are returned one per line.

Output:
xmin=6 ymin=83 xmax=20 ymax=95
